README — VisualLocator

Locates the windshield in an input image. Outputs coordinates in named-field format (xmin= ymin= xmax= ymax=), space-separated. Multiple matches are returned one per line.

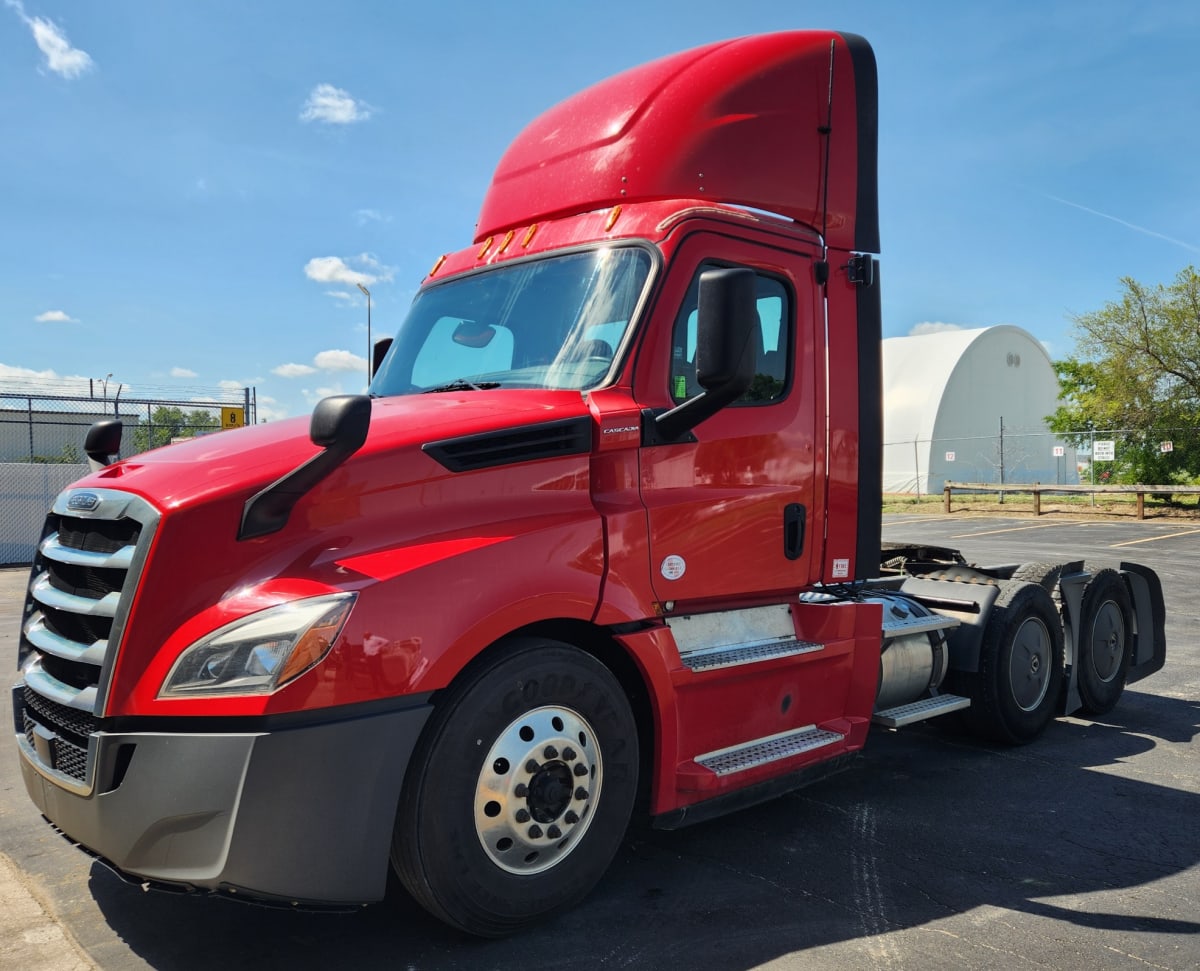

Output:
xmin=371 ymin=246 xmax=652 ymax=395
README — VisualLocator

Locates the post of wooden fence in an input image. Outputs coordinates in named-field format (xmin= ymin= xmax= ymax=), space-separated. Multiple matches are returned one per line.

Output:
xmin=944 ymin=483 xmax=952 ymax=513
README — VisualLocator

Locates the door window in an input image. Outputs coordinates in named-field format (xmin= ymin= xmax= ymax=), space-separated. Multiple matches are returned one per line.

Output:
xmin=669 ymin=268 xmax=792 ymax=404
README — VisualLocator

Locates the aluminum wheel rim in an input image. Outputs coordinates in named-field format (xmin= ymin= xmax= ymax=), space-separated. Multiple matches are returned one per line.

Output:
xmin=474 ymin=705 xmax=602 ymax=875
xmin=1088 ymin=600 xmax=1126 ymax=684
xmin=1009 ymin=616 xmax=1053 ymax=712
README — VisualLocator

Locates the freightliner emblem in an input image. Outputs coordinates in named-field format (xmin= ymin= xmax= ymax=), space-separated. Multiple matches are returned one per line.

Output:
xmin=67 ymin=492 xmax=101 ymax=512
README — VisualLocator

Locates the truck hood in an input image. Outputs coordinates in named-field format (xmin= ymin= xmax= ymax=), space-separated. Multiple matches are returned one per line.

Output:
xmin=78 ymin=390 xmax=595 ymax=512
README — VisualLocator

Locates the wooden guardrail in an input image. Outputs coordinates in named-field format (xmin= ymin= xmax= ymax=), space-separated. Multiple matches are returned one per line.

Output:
xmin=942 ymin=481 xmax=1200 ymax=519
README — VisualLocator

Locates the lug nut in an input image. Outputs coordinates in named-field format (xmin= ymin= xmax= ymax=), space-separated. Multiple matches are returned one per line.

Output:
xmin=573 ymin=763 xmax=588 ymax=777
xmin=543 ymin=745 xmax=559 ymax=759
xmin=574 ymin=787 xmax=588 ymax=801
xmin=514 ymin=783 xmax=528 ymax=797
xmin=547 ymin=825 xmax=562 ymax=839
xmin=528 ymin=825 xmax=543 ymax=839
xmin=515 ymin=809 xmax=530 ymax=823
xmin=525 ymin=759 xmax=540 ymax=773
xmin=564 ymin=811 xmax=579 ymax=825
xmin=562 ymin=747 xmax=576 ymax=761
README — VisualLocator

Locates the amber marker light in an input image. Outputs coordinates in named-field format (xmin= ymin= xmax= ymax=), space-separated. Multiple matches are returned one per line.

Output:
xmin=498 ymin=230 xmax=515 ymax=254
xmin=275 ymin=598 xmax=355 ymax=685
xmin=522 ymin=223 xmax=538 ymax=247
xmin=477 ymin=237 xmax=494 ymax=259
xmin=428 ymin=254 xmax=447 ymax=276
xmin=605 ymin=206 xmax=622 ymax=231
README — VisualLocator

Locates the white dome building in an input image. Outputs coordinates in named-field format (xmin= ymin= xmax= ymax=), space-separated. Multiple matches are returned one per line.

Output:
xmin=882 ymin=325 xmax=1076 ymax=494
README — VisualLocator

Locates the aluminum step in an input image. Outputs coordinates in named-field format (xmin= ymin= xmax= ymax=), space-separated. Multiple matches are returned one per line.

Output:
xmin=679 ymin=636 xmax=824 ymax=672
xmin=872 ymin=693 xmax=971 ymax=728
xmin=695 ymin=725 xmax=844 ymax=776
xmin=880 ymin=611 xmax=960 ymax=637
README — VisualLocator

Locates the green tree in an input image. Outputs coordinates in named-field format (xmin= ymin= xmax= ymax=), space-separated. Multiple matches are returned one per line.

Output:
xmin=132 ymin=407 xmax=220 ymax=453
xmin=1048 ymin=266 xmax=1200 ymax=484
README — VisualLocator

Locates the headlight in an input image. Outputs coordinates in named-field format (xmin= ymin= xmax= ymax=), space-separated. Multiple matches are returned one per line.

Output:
xmin=159 ymin=593 xmax=356 ymax=698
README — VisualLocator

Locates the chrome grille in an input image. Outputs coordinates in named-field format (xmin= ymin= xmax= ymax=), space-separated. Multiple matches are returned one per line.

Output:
xmin=17 ymin=487 xmax=159 ymax=794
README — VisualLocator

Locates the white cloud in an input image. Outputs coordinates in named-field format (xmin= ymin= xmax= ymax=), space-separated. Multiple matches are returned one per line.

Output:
xmin=314 ymin=349 xmax=367 ymax=373
xmin=170 ymin=366 xmax=198 ymax=378
xmin=35 ymin=309 xmax=78 ymax=323
xmin=218 ymin=379 xmax=245 ymax=391
xmin=273 ymin=362 xmax=318 ymax=378
xmin=908 ymin=322 xmax=964 ymax=336
xmin=0 ymin=362 xmax=94 ymax=394
xmin=254 ymin=396 xmax=289 ymax=422
xmin=5 ymin=1 xmax=94 ymax=79
xmin=355 ymin=208 xmax=389 ymax=225
xmin=324 ymin=290 xmax=356 ymax=302
xmin=303 ymin=253 xmax=395 ymax=290
xmin=302 ymin=385 xmax=349 ymax=407
xmin=304 ymin=256 xmax=375 ymax=287
xmin=300 ymin=84 xmax=372 ymax=124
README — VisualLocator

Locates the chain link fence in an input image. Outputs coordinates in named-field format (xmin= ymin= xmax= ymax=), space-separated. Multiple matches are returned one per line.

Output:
xmin=885 ymin=425 xmax=1200 ymax=496
xmin=1 ymin=385 xmax=256 ymax=564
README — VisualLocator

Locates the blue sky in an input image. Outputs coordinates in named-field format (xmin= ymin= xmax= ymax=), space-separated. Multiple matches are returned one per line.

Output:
xmin=3 ymin=1 xmax=1198 ymax=422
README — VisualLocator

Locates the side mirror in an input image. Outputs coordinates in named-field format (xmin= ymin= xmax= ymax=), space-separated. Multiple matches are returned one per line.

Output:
xmin=84 ymin=419 xmax=123 ymax=471
xmin=239 ymin=394 xmax=372 ymax=540
xmin=655 ymin=267 xmax=758 ymax=441
xmin=310 ymin=394 xmax=371 ymax=450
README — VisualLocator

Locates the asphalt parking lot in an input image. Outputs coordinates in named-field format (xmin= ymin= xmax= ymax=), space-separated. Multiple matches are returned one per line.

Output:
xmin=2 ymin=513 xmax=1198 ymax=970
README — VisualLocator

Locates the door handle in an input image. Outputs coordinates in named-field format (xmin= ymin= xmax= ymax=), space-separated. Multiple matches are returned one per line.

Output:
xmin=784 ymin=503 xmax=806 ymax=560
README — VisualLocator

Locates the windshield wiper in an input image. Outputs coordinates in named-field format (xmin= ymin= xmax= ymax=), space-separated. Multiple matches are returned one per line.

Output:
xmin=422 ymin=379 xmax=502 ymax=393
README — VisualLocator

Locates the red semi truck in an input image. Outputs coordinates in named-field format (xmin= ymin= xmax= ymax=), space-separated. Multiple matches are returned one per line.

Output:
xmin=14 ymin=31 xmax=1166 ymax=936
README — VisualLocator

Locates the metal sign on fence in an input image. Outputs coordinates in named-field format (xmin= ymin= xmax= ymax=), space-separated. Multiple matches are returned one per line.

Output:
xmin=1053 ymin=445 xmax=1065 ymax=457
xmin=1093 ymin=440 xmax=1115 ymax=461
xmin=221 ymin=407 xmax=245 ymax=429
xmin=1161 ymin=441 xmax=1174 ymax=453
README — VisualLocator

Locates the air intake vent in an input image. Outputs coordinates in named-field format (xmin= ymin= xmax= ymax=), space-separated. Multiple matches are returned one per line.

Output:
xmin=423 ymin=416 xmax=592 ymax=472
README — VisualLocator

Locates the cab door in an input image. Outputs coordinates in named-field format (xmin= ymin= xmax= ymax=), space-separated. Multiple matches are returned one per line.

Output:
xmin=636 ymin=232 xmax=822 ymax=605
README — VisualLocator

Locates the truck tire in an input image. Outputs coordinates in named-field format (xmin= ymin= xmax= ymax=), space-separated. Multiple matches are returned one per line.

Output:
xmin=1076 ymin=569 xmax=1134 ymax=716
xmin=961 ymin=580 xmax=1064 ymax=744
xmin=391 ymin=637 xmax=638 ymax=936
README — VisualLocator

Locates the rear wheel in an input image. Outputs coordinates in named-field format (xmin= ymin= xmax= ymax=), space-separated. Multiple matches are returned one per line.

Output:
xmin=391 ymin=638 xmax=638 ymax=936
xmin=1076 ymin=569 xmax=1133 ymax=715
xmin=961 ymin=580 xmax=1064 ymax=744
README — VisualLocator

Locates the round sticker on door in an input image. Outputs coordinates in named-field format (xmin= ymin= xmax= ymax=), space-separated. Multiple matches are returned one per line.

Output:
xmin=660 ymin=555 xmax=686 ymax=581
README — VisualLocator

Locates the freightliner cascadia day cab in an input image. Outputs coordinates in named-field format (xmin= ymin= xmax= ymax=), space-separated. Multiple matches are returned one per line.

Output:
xmin=14 ymin=31 xmax=1167 ymax=936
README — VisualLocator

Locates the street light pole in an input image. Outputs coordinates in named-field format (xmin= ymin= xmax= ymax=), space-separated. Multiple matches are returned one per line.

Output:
xmin=356 ymin=283 xmax=372 ymax=381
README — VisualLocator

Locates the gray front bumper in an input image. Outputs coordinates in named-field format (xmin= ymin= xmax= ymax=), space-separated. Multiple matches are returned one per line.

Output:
xmin=15 ymin=695 xmax=431 ymax=905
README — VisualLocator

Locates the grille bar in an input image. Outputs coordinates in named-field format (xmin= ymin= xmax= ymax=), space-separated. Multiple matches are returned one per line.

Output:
xmin=40 ymin=533 xmax=136 ymax=570
xmin=31 ymin=572 xmax=121 ymax=617
xmin=23 ymin=614 xmax=108 ymax=665
xmin=24 ymin=659 xmax=99 ymax=713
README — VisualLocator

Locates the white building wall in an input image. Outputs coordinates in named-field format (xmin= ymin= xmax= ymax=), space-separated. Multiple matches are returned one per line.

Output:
xmin=883 ymin=326 xmax=1077 ymax=494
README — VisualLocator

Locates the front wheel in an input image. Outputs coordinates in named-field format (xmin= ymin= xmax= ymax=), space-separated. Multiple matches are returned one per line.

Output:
xmin=391 ymin=638 xmax=638 ymax=936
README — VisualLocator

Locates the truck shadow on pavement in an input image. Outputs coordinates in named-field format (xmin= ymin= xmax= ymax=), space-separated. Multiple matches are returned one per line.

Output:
xmin=88 ymin=690 xmax=1200 ymax=970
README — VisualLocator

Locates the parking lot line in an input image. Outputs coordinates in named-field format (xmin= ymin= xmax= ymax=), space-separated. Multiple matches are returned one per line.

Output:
xmin=949 ymin=522 xmax=1066 ymax=539
xmin=1109 ymin=528 xmax=1200 ymax=548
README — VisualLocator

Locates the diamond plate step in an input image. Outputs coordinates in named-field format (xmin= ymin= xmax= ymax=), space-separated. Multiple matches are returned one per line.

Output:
xmin=872 ymin=693 xmax=970 ymax=728
xmin=695 ymin=726 xmax=845 ymax=776
xmin=679 ymin=637 xmax=824 ymax=673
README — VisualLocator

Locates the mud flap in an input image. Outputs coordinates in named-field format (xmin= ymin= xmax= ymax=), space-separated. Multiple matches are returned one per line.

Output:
xmin=1119 ymin=562 xmax=1167 ymax=684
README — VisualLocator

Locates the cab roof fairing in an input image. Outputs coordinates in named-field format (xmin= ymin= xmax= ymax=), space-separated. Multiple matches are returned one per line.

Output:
xmin=474 ymin=31 xmax=879 ymax=256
